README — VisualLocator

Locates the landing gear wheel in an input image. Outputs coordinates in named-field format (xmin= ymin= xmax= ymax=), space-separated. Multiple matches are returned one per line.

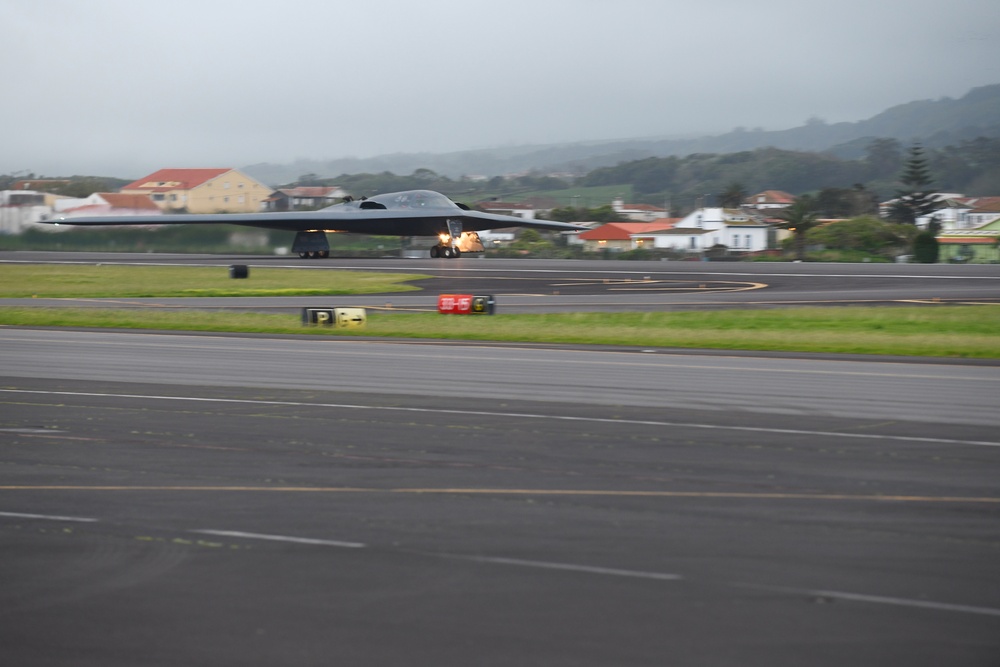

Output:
xmin=441 ymin=247 xmax=454 ymax=258
xmin=452 ymin=248 xmax=461 ymax=258
xmin=298 ymin=251 xmax=309 ymax=259
xmin=319 ymin=250 xmax=329 ymax=258
xmin=430 ymin=246 xmax=440 ymax=258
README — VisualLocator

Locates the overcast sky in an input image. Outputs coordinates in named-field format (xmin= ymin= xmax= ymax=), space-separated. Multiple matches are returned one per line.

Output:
xmin=4 ymin=0 xmax=999 ymax=178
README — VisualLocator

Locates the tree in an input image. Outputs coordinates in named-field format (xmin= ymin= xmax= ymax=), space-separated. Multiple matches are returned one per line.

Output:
xmin=806 ymin=216 xmax=913 ymax=258
xmin=775 ymin=195 xmax=821 ymax=261
xmin=814 ymin=185 xmax=878 ymax=217
xmin=719 ymin=182 xmax=747 ymax=208
xmin=912 ymin=230 xmax=939 ymax=263
xmin=889 ymin=143 xmax=939 ymax=224
xmin=864 ymin=138 xmax=902 ymax=180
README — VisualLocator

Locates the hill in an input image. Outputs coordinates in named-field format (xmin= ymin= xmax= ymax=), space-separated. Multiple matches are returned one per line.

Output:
xmin=243 ymin=84 xmax=1000 ymax=184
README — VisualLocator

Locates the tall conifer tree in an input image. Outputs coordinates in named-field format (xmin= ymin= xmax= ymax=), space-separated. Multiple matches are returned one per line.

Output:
xmin=889 ymin=144 xmax=939 ymax=224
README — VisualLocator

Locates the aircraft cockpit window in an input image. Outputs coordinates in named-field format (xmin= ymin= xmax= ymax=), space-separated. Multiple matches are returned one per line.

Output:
xmin=370 ymin=191 xmax=456 ymax=210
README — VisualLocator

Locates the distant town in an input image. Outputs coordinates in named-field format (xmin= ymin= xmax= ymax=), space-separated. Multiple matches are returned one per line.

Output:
xmin=2 ymin=160 xmax=998 ymax=264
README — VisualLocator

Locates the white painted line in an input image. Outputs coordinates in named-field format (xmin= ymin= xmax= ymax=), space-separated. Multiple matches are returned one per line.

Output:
xmin=193 ymin=529 xmax=365 ymax=548
xmin=0 ymin=428 xmax=67 ymax=434
xmin=3 ymin=388 xmax=1000 ymax=449
xmin=744 ymin=583 xmax=1000 ymax=617
xmin=808 ymin=589 xmax=1000 ymax=617
xmin=0 ymin=511 xmax=98 ymax=522
xmin=453 ymin=555 xmax=682 ymax=581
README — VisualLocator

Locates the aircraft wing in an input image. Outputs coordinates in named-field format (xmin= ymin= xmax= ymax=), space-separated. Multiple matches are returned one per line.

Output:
xmin=47 ymin=204 xmax=588 ymax=236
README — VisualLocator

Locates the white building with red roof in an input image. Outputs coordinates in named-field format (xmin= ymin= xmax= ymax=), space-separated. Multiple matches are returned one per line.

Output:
xmin=119 ymin=168 xmax=273 ymax=213
xmin=54 ymin=193 xmax=160 ymax=217
xmin=611 ymin=197 xmax=668 ymax=222
xmin=477 ymin=201 xmax=536 ymax=220
xmin=745 ymin=190 xmax=796 ymax=210
xmin=645 ymin=208 xmax=772 ymax=253
xmin=577 ymin=220 xmax=678 ymax=252
xmin=917 ymin=196 xmax=1000 ymax=230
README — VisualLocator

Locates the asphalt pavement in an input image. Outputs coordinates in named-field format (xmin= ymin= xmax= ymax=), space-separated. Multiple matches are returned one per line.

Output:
xmin=1 ymin=328 xmax=998 ymax=666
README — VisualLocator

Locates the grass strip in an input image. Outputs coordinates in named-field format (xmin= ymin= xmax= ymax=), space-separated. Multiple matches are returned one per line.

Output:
xmin=1 ymin=306 xmax=997 ymax=358
xmin=0 ymin=264 xmax=426 ymax=297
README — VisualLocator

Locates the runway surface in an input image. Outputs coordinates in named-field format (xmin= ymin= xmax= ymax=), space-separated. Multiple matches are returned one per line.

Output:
xmin=1 ymin=327 xmax=999 ymax=666
xmin=3 ymin=251 xmax=1000 ymax=313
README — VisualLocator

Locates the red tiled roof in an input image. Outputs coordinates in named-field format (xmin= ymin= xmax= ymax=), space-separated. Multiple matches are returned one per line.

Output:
xmin=578 ymin=221 xmax=678 ymax=241
xmin=121 ymin=168 xmax=232 ymax=192
xmin=99 ymin=193 xmax=159 ymax=210
xmin=937 ymin=236 xmax=998 ymax=244
xmin=11 ymin=179 xmax=70 ymax=191
xmin=749 ymin=190 xmax=796 ymax=204
xmin=968 ymin=197 xmax=1000 ymax=213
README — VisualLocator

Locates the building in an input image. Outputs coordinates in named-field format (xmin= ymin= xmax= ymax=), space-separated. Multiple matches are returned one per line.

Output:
xmin=119 ymin=168 xmax=273 ymax=214
xmin=0 ymin=190 xmax=51 ymax=234
xmin=937 ymin=219 xmax=1000 ymax=263
xmin=611 ymin=198 xmax=668 ymax=222
xmin=264 ymin=186 xmax=349 ymax=211
xmin=11 ymin=179 xmax=70 ymax=193
xmin=576 ymin=221 xmax=678 ymax=252
xmin=477 ymin=201 xmax=536 ymax=220
xmin=54 ymin=193 xmax=160 ymax=218
xmin=898 ymin=195 xmax=1000 ymax=230
xmin=644 ymin=207 xmax=772 ymax=253
xmin=745 ymin=190 xmax=795 ymax=210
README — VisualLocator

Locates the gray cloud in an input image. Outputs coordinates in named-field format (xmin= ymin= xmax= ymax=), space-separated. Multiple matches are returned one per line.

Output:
xmin=4 ymin=0 xmax=999 ymax=177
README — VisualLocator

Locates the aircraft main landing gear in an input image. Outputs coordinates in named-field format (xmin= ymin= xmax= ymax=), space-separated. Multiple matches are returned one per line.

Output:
xmin=430 ymin=245 xmax=461 ymax=259
xmin=297 ymin=250 xmax=330 ymax=259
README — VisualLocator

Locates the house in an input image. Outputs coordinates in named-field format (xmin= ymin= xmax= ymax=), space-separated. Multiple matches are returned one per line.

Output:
xmin=0 ymin=190 xmax=52 ymax=234
xmin=577 ymin=221 xmax=677 ymax=252
xmin=11 ymin=179 xmax=71 ymax=192
xmin=879 ymin=192 xmax=964 ymax=225
xmin=644 ymin=207 xmax=772 ymax=253
xmin=477 ymin=201 xmax=536 ymax=220
xmin=906 ymin=195 xmax=1000 ymax=230
xmin=611 ymin=197 xmax=667 ymax=222
xmin=961 ymin=197 xmax=1000 ymax=228
xmin=54 ymin=193 xmax=160 ymax=218
xmin=937 ymin=218 xmax=1000 ymax=263
xmin=119 ymin=168 xmax=274 ymax=214
xmin=745 ymin=190 xmax=795 ymax=210
xmin=264 ymin=186 xmax=349 ymax=211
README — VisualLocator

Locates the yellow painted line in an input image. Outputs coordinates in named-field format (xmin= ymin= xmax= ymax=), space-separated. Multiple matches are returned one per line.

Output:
xmin=1 ymin=486 xmax=997 ymax=503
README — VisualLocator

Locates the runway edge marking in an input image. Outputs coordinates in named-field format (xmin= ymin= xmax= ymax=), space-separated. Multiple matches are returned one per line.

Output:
xmin=3 ymin=388 xmax=999 ymax=449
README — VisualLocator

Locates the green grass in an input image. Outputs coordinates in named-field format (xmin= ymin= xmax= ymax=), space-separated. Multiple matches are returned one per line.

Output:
xmin=2 ymin=263 xmax=997 ymax=358
xmin=1 ymin=306 xmax=998 ymax=358
xmin=0 ymin=264 xmax=427 ymax=298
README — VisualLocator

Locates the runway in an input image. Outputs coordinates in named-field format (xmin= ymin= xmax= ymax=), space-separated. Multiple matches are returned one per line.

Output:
xmin=3 ymin=251 xmax=1000 ymax=312
xmin=1 ymin=327 xmax=999 ymax=666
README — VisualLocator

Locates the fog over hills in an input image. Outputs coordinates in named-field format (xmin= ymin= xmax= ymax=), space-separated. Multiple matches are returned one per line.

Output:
xmin=244 ymin=84 xmax=1000 ymax=185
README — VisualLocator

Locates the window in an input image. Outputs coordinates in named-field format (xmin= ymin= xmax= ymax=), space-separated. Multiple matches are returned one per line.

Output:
xmin=745 ymin=234 xmax=752 ymax=248
xmin=732 ymin=234 xmax=739 ymax=248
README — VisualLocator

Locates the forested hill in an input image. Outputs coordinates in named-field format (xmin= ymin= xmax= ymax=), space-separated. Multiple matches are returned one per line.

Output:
xmin=244 ymin=84 xmax=1000 ymax=183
